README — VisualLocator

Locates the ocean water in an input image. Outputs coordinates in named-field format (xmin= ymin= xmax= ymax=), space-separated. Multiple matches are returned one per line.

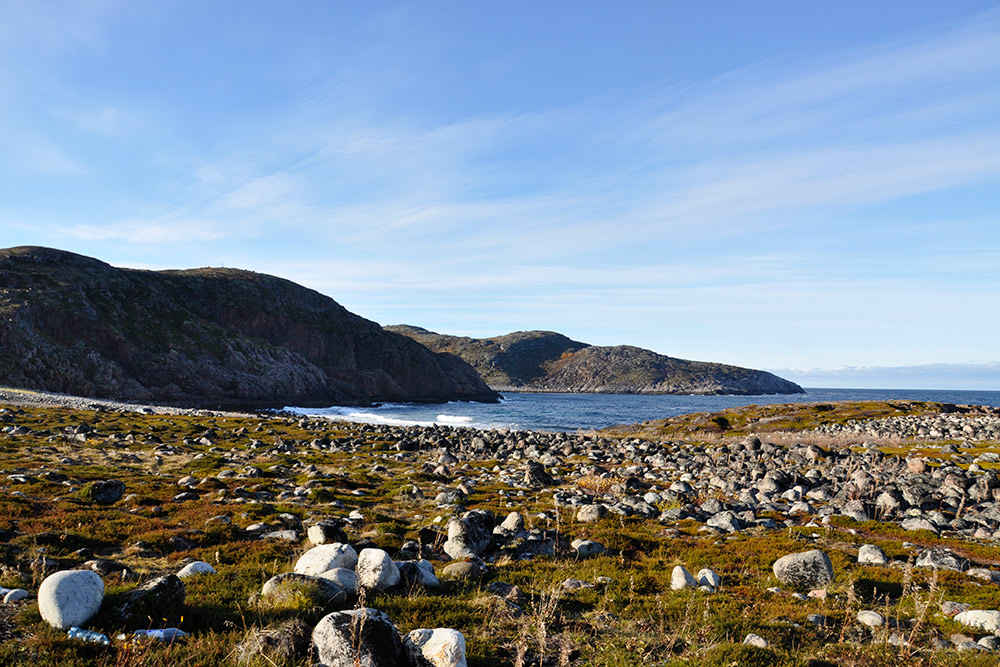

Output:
xmin=288 ymin=388 xmax=1000 ymax=433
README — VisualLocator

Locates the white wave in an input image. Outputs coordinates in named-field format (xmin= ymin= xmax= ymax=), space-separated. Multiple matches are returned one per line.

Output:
xmin=436 ymin=414 xmax=474 ymax=425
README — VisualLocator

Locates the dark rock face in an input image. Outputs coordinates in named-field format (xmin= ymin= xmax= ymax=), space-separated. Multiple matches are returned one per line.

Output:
xmin=386 ymin=326 xmax=803 ymax=396
xmin=0 ymin=247 xmax=498 ymax=408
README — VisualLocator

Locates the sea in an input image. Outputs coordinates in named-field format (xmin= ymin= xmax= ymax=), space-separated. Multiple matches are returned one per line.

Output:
xmin=287 ymin=388 xmax=1000 ymax=433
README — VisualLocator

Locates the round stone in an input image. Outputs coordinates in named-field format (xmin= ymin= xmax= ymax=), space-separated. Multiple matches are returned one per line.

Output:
xmin=177 ymin=561 xmax=216 ymax=578
xmin=356 ymin=548 xmax=400 ymax=591
xmin=38 ymin=570 xmax=104 ymax=630
xmin=772 ymin=550 xmax=834 ymax=590
xmin=405 ymin=628 xmax=467 ymax=667
xmin=294 ymin=543 xmax=358 ymax=575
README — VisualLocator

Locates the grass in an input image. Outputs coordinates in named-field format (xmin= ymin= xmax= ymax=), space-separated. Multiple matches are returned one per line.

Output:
xmin=599 ymin=400 xmax=995 ymax=443
xmin=0 ymin=401 xmax=999 ymax=665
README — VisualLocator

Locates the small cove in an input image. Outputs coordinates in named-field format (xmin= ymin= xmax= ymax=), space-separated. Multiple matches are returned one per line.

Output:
xmin=289 ymin=387 xmax=1000 ymax=433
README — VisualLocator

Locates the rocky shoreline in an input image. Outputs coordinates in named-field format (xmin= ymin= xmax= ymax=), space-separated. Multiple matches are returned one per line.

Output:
xmin=0 ymin=386 xmax=251 ymax=417
xmin=2 ymin=397 xmax=1000 ymax=664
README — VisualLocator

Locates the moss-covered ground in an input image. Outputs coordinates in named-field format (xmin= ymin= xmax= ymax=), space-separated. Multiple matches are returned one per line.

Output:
xmin=0 ymin=402 xmax=999 ymax=665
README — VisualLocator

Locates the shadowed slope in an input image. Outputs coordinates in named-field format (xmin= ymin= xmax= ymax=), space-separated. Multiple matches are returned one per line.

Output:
xmin=0 ymin=247 xmax=498 ymax=409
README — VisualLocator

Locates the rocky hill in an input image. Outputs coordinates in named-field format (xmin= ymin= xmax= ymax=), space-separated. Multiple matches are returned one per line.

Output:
xmin=0 ymin=247 xmax=498 ymax=409
xmin=385 ymin=326 xmax=803 ymax=395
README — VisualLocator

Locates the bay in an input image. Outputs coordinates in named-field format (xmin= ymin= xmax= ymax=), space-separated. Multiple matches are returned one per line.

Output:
xmin=288 ymin=387 xmax=1000 ymax=433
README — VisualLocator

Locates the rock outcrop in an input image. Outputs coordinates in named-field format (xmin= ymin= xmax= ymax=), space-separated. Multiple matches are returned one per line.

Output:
xmin=386 ymin=326 xmax=803 ymax=395
xmin=0 ymin=247 xmax=498 ymax=409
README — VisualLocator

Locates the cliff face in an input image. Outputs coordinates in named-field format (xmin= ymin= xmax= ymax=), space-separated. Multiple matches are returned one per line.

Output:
xmin=385 ymin=326 xmax=804 ymax=396
xmin=0 ymin=247 xmax=498 ymax=408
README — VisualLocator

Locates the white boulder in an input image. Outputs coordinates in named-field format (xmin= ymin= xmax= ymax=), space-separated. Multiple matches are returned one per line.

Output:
xmin=955 ymin=610 xmax=1000 ymax=634
xmin=177 ymin=561 xmax=216 ymax=578
xmin=857 ymin=544 xmax=889 ymax=565
xmin=294 ymin=543 xmax=358 ymax=576
xmin=4 ymin=589 xmax=29 ymax=603
xmin=857 ymin=610 xmax=884 ymax=627
xmin=697 ymin=568 xmax=721 ymax=589
xmin=318 ymin=568 xmax=359 ymax=595
xmin=356 ymin=548 xmax=400 ymax=591
xmin=671 ymin=565 xmax=697 ymax=590
xmin=405 ymin=628 xmax=467 ymax=667
xmin=38 ymin=570 xmax=104 ymax=630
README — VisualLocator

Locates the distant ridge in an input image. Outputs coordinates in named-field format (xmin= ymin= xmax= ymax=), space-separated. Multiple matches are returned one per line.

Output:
xmin=385 ymin=326 xmax=804 ymax=395
xmin=0 ymin=247 xmax=499 ymax=409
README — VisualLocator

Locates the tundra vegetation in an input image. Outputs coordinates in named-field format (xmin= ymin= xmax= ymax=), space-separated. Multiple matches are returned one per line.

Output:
xmin=0 ymin=396 xmax=999 ymax=666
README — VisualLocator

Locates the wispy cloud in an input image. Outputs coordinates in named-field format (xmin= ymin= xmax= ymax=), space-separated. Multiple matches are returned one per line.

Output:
xmin=138 ymin=5 xmax=1000 ymax=259
xmin=60 ymin=220 xmax=230 ymax=244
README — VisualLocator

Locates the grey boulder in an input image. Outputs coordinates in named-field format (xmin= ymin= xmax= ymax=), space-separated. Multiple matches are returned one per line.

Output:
xmin=261 ymin=572 xmax=347 ymax=603
xmin=443 ymin=510 xmax=493 ymax=559
xmin=955 ymin=610 xmax=1000 ymax=634
xmin=772 ymin=550 xmax=834 ymax=590
xmin=88 ymin=479 xmax=125 ymax=505
xmin=312 ymin=607 xmax=402 ymax=667
xmin=114 ymin=574 xmax=185 ymax=625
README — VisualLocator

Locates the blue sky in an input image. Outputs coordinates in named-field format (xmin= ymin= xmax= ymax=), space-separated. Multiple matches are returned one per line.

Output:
xmin=1 ymin=1 xmax=998 ymax=389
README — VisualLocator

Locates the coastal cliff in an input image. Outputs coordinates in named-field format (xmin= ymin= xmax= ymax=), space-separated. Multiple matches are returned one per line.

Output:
xmin=0 ymin=247 xmax=499 ymax=408
xmin=385 ymin=326 xmax=804 ymax=395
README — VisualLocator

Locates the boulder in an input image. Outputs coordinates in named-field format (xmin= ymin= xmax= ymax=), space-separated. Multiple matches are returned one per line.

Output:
xmin=317 ymin=568 xmax=359 ymax=595
xmin=772 ymin=550 xmax=834 ymax=590
xmin=312 ymin=608 xmax=402 ymax=667
xmin=114 ymin=574 xmax=185 ymax=625
xmin=177 ymin=561 xmax=216 ymax=578
xmin=697 ymin=569 xmax=721 ymax=589
xmin=706 ymin=511 xmax=743 ymax=532
xmin=916 ymin=548 xmax=968 ymax=572
xmin=308 ymin=521 xmax=348 ymax=546
xmin=4 ymin=589 xmax=29 ymax=603
xmin=901 ymin=517 xmax=939 ymax=534
xmin=575 ymin=505 xmax=607 ymax=523
xmin=857 ymin=610 xmax=884 ymax=627
xmin=88 ymin=479 xmax=125 ymax=505
xmin=955 ymin=610 xmax=1000 ymax=634
xmin=671 ymin=566 xmax=697 ymax=590
xmin=441 ymin=559 xmax=487 ymax=581
xmin=405 ymin=628 xmax=467 ymax=667
xmin=494 ymin=512 xmax=525 ymax=538
xmin=37 ymin=570 xmax=104 ymax=630
xmin=356 ymin=548 xmax=400 ymax=591
xmin=294 ymin=543 xmax=358 ymax=576
xmin=261 ymin=573 xmax=346 ymax=604
xmin=857 ymin=544 xmax=890 ymax=566
xmin=570 ymin=539 xmax=606 ymax=559
xmin=443 ymin=510 xmax=493 ymax=559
